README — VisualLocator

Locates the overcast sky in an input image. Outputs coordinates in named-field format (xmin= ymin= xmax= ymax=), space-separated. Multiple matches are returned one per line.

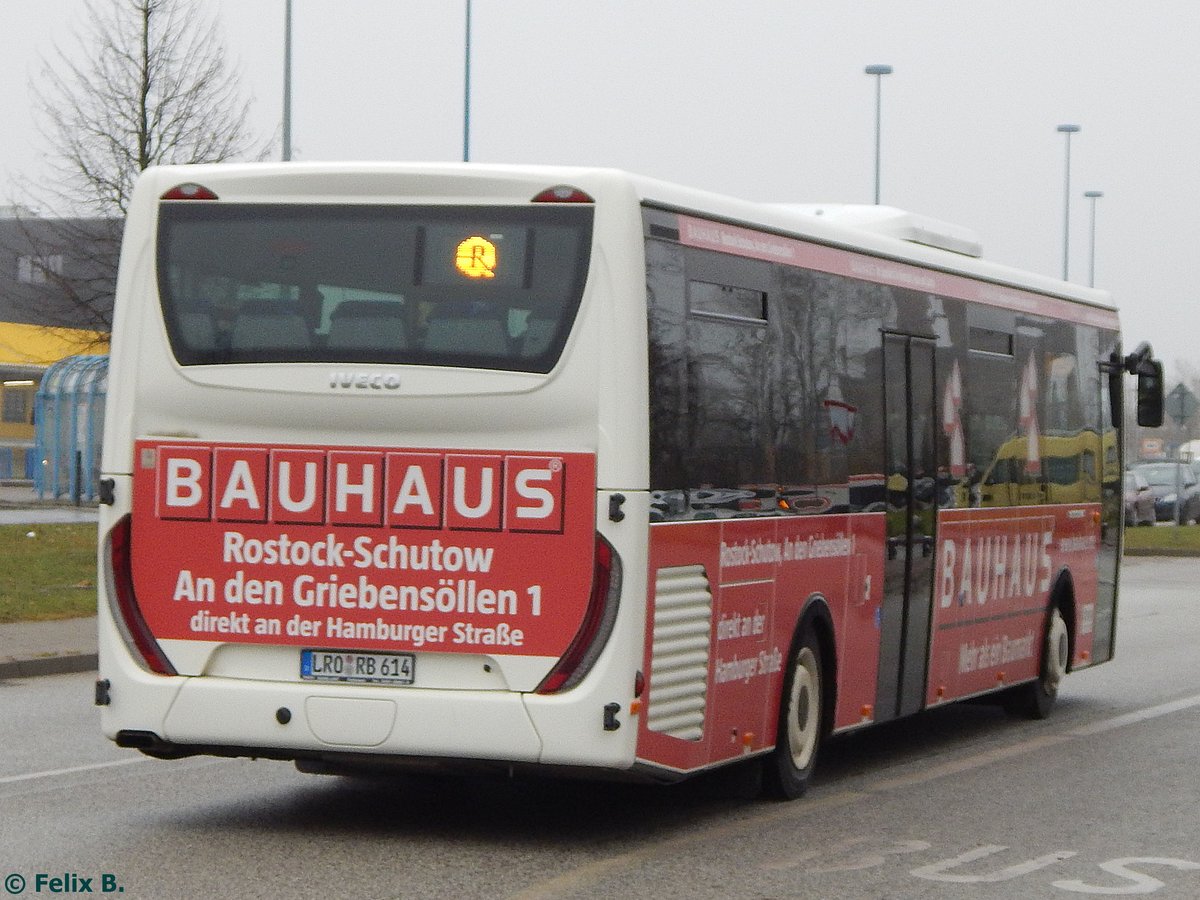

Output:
xmin=3 ymin=1 xmax=1198 ymax=379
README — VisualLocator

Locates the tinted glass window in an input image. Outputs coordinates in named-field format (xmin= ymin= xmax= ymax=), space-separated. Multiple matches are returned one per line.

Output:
xmin=1044 ymin=455 xmax=1080 ymax=486
xmin=1 ymin=387 xmax=30 ymax=424
xmin=1137 ymin=463 xmax=1186 ymax=486
xmin=688 ymin=281 xmax=767 ymax=322
xmin=157 ymin=203 xmax=593 ymax=372
xmin=969 ymin=326 xmax=1013 ymax=356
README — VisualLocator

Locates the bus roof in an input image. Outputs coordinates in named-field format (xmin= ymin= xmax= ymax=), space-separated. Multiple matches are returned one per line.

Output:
xmin=619 ymin=168 xmax=1114 ymax=314
xmin=134 ymin=161 xmax=1116 ymax=317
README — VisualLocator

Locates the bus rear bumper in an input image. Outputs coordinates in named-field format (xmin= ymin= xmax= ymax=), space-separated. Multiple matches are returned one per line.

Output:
xmin=148 ymin=677 xmax=545 ymax=763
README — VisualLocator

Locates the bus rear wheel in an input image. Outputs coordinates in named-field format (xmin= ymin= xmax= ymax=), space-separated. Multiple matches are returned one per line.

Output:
xmin=1005 ymin=606 xmax=1069 ymax=720
xmin=762 ymin=629 xmax=823 ymax=799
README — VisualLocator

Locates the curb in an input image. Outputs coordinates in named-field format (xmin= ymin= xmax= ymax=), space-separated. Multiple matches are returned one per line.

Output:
xmin=0 ymin=504 xmax=99 ymax=511
xmin=0 ymin=653 xmax=98 ymax=680
xmin=1124 ymin=548 xmax=1200 ymax=557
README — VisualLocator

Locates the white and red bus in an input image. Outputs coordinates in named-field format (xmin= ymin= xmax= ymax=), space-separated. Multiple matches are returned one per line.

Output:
xmin=96 ymin=163 xmax=1162 ymax=798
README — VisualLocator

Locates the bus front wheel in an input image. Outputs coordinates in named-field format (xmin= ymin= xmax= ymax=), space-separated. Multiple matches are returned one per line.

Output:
xmin=1005 ymin=605 xmax=1070 ymax=720
xmin=763 ymin=628 xmax=823 ymax=799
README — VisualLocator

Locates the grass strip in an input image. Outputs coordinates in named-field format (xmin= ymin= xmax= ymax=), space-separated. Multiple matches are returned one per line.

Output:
xmin=0 ymin=520 xmax=1193 ymax=625
xmin=0 ymin=523 xmax=97 ymax=623
xmin=1123 ymin=523 xmax=1200 ymax=554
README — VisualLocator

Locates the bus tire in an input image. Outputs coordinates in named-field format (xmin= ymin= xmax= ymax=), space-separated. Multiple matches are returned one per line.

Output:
xmin=1006 ymin=605 xmax=1070 ymax=720
xmin=762 ymin=627 xmax=823 ymax=800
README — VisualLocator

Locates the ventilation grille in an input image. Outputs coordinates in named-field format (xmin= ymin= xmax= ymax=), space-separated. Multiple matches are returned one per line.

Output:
xmin=646 ymin=565 xmax=712 ymax=741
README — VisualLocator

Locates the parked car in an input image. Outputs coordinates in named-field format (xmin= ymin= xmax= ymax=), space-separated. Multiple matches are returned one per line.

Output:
xmin=1132 ymin=462 xmax=1200 ymax=523
xmin=1123 ymin=470 xmax=1155 ymax=526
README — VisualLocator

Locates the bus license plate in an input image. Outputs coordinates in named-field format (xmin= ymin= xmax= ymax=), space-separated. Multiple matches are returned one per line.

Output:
xmin=300 ymin=649 xmax=415 ymax=685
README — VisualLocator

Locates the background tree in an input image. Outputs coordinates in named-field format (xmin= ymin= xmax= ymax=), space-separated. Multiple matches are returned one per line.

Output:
xmin=10 ymin=0 xmax=266 ymax=341
xmin=1124 ymin=360 xmax=1200 ymax=463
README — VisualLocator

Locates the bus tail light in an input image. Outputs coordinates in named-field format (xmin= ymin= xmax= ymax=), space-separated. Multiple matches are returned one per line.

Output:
xmin=531 ymin=185 xmax=594 ymax=204
xmin=535 ymin=533 xmax=622 ymax=694
xmin=106 ymin=516 xmax=176 ymax=675
xmin=160 ymin=183 xmax=219 ymax=201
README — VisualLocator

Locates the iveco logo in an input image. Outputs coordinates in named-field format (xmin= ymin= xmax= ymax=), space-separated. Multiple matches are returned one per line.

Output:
xmin=330 ymin=372 xmax=402 ymax=390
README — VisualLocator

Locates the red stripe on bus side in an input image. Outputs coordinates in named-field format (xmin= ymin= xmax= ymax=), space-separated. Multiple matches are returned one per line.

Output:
xmin=676 ymin=214 xmax=1120 ymax=331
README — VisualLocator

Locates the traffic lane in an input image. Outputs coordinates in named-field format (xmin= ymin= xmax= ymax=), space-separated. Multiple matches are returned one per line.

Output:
xmin=1089 ymin=557 xmax=1200 ymax=703
xmin=7 ymin=696 xmax=1200 ymax=897
xmin=1118 ymin=554 xmax=1197 ymax=594
xmin=0 ymin=671 xmax=128 ymax=779
xmin=508 ymin=558 xmax=1200 ymax=898
xmin=0 ymin=754 xmax=763 ymax=899
xmin=4 ymin=690 xmax=1199 ymax=898
xmin=0 ymin=674 xmax=756 ymax=898
xmin=2 ymin=559 xmax=1198 ymax=897
xmin=751 ymin=698 xmax=1200 ymax=900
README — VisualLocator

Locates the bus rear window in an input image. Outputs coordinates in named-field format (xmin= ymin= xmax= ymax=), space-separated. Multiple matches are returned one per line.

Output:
xmin=156 ymin=204 xmax=593 ymax=373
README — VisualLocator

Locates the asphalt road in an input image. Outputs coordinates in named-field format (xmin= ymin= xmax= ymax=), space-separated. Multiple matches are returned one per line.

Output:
xmin=2 ymin=556 xmax=1198 ymax=899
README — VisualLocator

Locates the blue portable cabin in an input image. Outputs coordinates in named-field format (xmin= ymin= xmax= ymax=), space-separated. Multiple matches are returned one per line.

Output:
xmin=34 ymin=354 xmax=108 ymax=501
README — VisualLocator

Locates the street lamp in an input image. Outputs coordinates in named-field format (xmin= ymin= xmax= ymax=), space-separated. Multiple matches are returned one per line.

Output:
xmin=1056 ymin=124 xmax=1081 ymax=280
xmin=282 ymin=0 xmax=293 ymax=161
xmin=463 ymin=0 xmax=472 ymax=162
xmin=864 ymin=65 xmax=893 ymax=204
xmin=1084 ymin=190 xmax=1104 ymax=288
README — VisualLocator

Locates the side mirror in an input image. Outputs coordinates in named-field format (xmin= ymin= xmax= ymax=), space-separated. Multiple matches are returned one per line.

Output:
xmin=1109 ymin=342 xmax=1164 ymax=428
xmin=1136 ymin=360 xmax=1164 ymax=428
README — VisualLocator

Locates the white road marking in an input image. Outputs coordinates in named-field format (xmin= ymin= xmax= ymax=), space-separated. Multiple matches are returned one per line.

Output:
xmin=911 ymin=845 xmax=1077 ymax=883
xmin=0 ymin=756 xmax=149 ymax=784
xmin=1068 ymin=693 xmax=1200 ymax=736
xmin=512 ymin=691 xmax=1200 ymax=897
xmin=0 ymin=753 xmax=228 ymax=786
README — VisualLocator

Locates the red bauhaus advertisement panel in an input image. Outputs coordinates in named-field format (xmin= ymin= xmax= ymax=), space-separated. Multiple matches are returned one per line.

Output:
xmin=926 ymin=504 xmax=1100 ymax=704
xmin=131 ymin=440 xmax=596 ymax=657
xmin=638 ymin=514 xmax=885 ymax=774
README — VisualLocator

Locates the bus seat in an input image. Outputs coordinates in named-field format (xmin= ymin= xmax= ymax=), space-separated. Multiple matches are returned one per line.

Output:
xmin=176 ymin=311 xmax=217 ymax=351
xmin=520 ymin=318 xmax=557 ymax=357
xmin=230 ymin=300 xmax=312 ymax=351
xmin=424 ymin=309 xmax=509 ymax=356
xmin=327 ymin=300 xmax=409 ymax=350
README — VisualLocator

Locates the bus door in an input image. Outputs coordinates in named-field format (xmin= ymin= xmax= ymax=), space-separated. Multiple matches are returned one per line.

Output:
xmin=877 ymin=333 xmax=939 ymax=721
xmin=1092 ymin=368 xmax=1121 ymax=664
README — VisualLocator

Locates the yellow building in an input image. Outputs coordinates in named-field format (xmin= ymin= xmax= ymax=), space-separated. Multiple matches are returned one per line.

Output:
xmin=0 ymin=326 xmax=109 ymax=479
xmin=0 ymin=212 xmax=115 ymax=478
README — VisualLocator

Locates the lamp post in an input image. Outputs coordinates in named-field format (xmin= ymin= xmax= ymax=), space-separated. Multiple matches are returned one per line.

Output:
xmin=463 ymin=0 xmax=472 ymax=162
xmin=1056 ymin=124 xmax=1081 ymax=280
xmin=864 ymin=65 xmax=893 ymax=204
xmin=1084 ymin=190 xmax=1104 ymax=287
xmin=282 ymin=0 xmax=293 ymax=161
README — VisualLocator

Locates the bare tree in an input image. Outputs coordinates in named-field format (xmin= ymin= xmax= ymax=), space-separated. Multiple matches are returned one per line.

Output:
xmin=8 ymin=0 xmax=267 ymax=337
